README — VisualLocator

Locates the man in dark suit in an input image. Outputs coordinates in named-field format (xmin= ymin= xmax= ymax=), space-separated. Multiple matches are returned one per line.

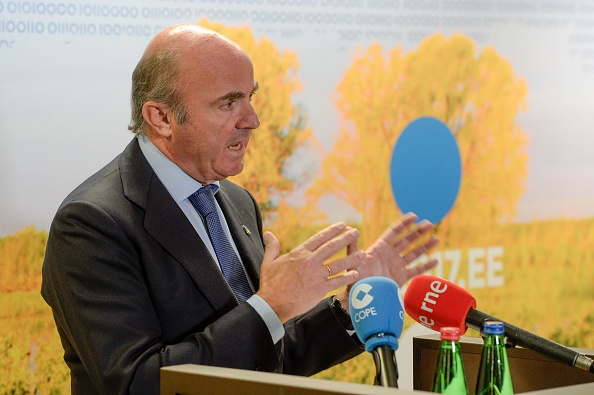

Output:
xmin=41 ymin=24 xmax=438 ymax=394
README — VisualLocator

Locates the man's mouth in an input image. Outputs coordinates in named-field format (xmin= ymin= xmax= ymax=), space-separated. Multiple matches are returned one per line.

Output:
xmin=228 ymin=131 xmax=251 ymax=152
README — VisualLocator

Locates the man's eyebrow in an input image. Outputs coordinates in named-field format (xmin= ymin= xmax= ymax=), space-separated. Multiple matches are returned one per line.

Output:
xmin=211 ymin=91 xmax=244 ymax=106
xmin=211 ymin=82 xmax=260 ymax=106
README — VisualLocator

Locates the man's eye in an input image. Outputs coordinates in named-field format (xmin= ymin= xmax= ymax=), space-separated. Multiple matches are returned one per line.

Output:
xmin=222 ymin=102 xmax=234 ymax=110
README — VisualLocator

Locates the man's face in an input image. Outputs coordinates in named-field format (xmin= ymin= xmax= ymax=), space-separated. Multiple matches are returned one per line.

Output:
xmin=167 ymin=44 xmax=260 ymax=184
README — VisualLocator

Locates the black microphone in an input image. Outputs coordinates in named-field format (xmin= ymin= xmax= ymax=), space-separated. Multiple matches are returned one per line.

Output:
xmin=466 ymin=308 xmax=594 ymax=373
xmin=349 ymin=276 xmax=404 ymax=387
xmin=403 ymin=275 xmax=594 ymax=373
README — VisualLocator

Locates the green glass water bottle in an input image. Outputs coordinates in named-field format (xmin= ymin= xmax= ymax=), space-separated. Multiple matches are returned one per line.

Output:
xmin=431 ymin=327 xmax=469 ymax=394
xmin=475 ymin=321 xmax=514 ymax=395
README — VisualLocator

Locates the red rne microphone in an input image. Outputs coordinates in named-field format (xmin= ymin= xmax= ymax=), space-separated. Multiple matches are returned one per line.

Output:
xmin=403 ymin=275 xmax=594 ymax=374
xmin=403 ymin=275 xmax=476 ymax=334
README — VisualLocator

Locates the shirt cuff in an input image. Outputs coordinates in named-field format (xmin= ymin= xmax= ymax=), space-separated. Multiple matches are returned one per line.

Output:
xmin=246 ymin=294 xmax=285 ymax=344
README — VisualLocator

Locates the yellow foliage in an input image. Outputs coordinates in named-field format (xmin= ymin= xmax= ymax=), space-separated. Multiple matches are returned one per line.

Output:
xmin=0 ymin=291 xmax=69 ymax=394
xmin=0 ymin=226 xmax=47 ymax=293
xmin=308 ymin=33 xmax=529 ymax=246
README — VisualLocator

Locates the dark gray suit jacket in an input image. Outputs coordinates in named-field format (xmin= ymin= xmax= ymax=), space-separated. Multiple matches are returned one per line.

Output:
xmin=41 ymin=138 xmax=362 ymax=394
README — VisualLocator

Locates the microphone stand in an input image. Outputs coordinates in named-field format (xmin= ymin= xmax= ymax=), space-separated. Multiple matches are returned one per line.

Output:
xmin=372 ymin=345 xmax=399 ymax=388
xmin=466 ymin=308 xmax=594 ymax=373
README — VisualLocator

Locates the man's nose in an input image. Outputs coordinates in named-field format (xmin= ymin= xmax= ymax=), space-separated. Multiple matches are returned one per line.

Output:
xmin=240 ymin=102 xmax=260 ymax=130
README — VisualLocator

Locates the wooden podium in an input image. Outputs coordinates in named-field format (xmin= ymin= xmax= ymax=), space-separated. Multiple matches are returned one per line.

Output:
xmin=161 ymin=344 xmax=594 ymax=394
xmin=160 ymin=364 xmax=425 ymax=394
xmin=413 ymin=334 xmax=594 ymax=393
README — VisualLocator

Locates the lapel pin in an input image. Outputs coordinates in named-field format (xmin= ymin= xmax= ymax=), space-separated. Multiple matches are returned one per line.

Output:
xmin=242 ymin=225 xmax=252 ymax=235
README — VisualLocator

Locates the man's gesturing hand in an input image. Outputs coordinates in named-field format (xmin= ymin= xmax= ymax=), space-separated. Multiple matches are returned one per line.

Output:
xmin=362 ymin=213 xmax=439 ymax=287
xmin=257 ymin=222 xmax=364 ymax=323
xmin=337 ymin=213 xmax=439 ymax=312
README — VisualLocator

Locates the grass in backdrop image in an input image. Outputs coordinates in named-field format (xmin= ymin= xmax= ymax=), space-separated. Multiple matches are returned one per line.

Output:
xmin=2 ymin=21 xmax=593 ymax=393
xmin=2 ymin=220 xmax=594 ymax=392
xmin=0 ymin=227 xmax=70 ymax=393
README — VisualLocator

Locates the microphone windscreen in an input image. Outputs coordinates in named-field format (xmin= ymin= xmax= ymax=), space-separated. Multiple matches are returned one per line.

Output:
xmin=349 ymin=276 xmax=403 ymax=350
xmin=403 ymin=275 xmax=476 ymax=334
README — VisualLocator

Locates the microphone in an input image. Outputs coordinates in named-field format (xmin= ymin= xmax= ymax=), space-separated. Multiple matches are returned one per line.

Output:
xmin=349 ymin=276 xmax=404 ymax=388
xmin=403 ymin=275 xmax=594 ymax=374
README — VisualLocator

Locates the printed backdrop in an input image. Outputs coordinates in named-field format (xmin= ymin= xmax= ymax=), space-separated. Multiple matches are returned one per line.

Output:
xmin=1 ymin=0 xmax=594 ymax=392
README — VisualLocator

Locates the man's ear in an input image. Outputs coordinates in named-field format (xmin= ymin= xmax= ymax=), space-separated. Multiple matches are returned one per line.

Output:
xmin=142 ymin=101 xmax=172 ymax=137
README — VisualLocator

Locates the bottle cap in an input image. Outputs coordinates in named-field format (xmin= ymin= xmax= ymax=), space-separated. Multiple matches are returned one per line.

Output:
xmin=440 ymin=326 xmax=461 ymax=340
xmin=482 ymin=320 xmax=505 ymax=335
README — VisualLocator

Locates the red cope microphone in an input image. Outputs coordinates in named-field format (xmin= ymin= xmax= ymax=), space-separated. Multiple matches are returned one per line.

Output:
xmin=403 ymin=275 xmax=594 ymax=374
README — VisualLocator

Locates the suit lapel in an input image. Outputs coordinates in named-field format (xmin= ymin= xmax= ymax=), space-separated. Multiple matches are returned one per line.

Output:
xmin=119 ymin=139 xmax=238 ymax=313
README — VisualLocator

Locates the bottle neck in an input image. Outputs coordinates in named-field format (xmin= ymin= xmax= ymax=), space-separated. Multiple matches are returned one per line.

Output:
xmin=433 ymin=339 xmax=469 ymax=394
xmin=483 ymin=333 xmax=505 ymax=347
xmin=476 ymin=333 xmax=514 ymax=395
xmin=441 ymin=339 xmax=461 ymax=352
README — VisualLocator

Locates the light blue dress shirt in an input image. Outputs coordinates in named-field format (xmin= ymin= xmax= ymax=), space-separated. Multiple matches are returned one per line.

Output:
xmin=138 ymin=134 xmax=284 ymax=344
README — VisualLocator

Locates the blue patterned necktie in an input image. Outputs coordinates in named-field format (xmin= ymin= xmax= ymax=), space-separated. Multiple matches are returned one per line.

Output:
xmin=188 ymin=184 xmax=253 ymax=303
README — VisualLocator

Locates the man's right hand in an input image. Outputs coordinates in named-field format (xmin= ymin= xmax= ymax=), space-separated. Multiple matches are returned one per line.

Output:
xmin=256 ymin=222 xmax=365 ymax=323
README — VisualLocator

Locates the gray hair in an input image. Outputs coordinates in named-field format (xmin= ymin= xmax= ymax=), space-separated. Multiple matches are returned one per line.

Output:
xmin=128 ymin=48 xmax=188 ymax=135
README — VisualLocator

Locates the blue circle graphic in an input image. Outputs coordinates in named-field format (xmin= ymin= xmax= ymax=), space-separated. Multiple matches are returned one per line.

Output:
xmin=390 ymin=117 xmax=461 ymax=224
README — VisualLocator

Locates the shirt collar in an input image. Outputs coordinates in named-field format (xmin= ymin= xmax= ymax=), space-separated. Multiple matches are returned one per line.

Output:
xmin=138 ymin=134 xmax=220 ymax=202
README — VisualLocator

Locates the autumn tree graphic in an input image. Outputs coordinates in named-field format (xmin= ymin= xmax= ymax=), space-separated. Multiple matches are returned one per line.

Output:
xmin=308 ymin=33 xmax=529 ymax=246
